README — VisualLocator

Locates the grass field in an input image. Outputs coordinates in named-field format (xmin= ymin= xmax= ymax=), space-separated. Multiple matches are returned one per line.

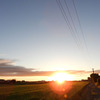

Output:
xmin=0 ymin=81 xmax=88 ymax=100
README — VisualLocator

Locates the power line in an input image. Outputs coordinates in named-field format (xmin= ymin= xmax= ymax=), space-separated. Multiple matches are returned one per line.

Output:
xmin=64 ymin=0 xmax=82 ymax=48
xmin=64 ymin=0 xmax=77 ymax=35
xmin=72 ymin=0 xmax=93 ymax=68
xmin=72 ymin=0 xmax=88 ymax=51
xmin=56 ymin=0 xmax=81 ymax=49
xmin=56 ymin=0 xmax=93 ymax=69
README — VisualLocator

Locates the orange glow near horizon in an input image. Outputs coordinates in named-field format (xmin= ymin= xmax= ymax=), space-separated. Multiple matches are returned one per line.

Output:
xmin=49 ymin=72 xmax=74 ymax=98
xmin=48 ymin=72 xmax=74 ymax=83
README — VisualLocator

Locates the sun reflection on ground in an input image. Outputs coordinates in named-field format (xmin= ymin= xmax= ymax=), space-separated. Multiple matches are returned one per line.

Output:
xmin=48 ymin=72 xmax=74 ymax=99
xmin=49 ymin=80 xmax=72 ymax=98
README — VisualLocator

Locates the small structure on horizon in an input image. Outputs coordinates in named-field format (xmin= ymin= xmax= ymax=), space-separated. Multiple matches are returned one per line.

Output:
xmin=92 ymin=68 xmax=94 ymax=74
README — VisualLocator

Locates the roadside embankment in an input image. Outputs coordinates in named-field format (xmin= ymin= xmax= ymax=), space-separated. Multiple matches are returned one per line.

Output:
xmin=69 ymin=83 xmax=92 ymax=100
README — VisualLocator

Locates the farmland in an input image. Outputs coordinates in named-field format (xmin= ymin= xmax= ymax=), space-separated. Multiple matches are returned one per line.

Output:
xmin=0 ymin=81 xmax=88 ymax=100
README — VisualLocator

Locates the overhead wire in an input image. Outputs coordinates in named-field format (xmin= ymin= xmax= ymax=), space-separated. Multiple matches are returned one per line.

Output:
xmin=56 ymin=0 xmax=81 ymax=49
xmin=72 ymin=0 xmax=88 ymax=52
xmin=56 ymin=0 xmax=93 ymax=69
xmin=72 ymin=0 xmax=93 ymax=68
xmin=64 ymin=0 xmax=84 ymax=50
xmin=64 ymin=0 xmax=80 ymax=41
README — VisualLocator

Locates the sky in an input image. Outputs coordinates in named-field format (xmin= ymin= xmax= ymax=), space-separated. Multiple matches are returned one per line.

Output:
xmin=0 ymin=0 xmax=100 ymax=81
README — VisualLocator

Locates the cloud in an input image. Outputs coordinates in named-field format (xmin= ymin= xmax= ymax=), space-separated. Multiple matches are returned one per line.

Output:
xmin=0 ymin=59 xmax=35 ymax=76
xmin=66 ymin=70 xmax=91 ymax=74
xmin=93 ymin=70 xmax=100 ymax=73
xmin=0 ymin=59 xmax=56 ymax=76
xmin=0 ymin=59 xmax=13 ymax=65
xmin=0 ymin=59 xmax=99 ymax=77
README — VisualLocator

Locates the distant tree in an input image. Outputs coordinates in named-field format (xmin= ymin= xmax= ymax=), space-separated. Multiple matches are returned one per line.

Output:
xmin=22 ymin=80 xmax=25 ymax=83
xmin=10 ymin=79 xmax=16 ymax=84
xmin=22 ymin=80 xmax=26 ymax=85
xmin=90 ymin=73 xmax=99 ymax=83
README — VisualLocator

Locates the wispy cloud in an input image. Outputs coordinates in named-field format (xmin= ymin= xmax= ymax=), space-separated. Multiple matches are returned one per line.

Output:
xmin=0 ymin=59 xmax=13 ymax=65
xmin=0 ymin=59 xmax=35 ymax=76
xmin=0 ymin=59 xmax=98 ymax=76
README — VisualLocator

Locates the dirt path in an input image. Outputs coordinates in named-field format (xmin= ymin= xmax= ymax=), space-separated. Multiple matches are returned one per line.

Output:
xmin=80 ymin=83 xmax=93 ymax=100
xmin=70 ymin=83 xmax=100 ymax=100
xmin=81 ymin=83 xmax=100 ymax=100
xmin=90 ymin=84 xmax=100 ymax=100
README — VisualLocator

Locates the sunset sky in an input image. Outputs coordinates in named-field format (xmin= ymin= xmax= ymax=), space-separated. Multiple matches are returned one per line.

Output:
xmin=0 ymin=0 xmax=100 ymax=81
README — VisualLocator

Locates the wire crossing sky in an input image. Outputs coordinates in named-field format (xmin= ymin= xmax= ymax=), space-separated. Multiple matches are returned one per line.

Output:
xmin=0 ymin=0 xmax=100 ymax=80
xmin=56 ymin=0 xmax=93 ymax=69
xmin=56 ymin=0 xmax=83 ymax=50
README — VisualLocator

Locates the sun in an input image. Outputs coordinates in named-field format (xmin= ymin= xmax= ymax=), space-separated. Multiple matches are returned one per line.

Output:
xmin=49 ymin=72 xmax=74 ymax=95
xmin=49 ymin=72 xmax=74 ymax=83
xmin=54 ymin=72 xmax=67 ymax=83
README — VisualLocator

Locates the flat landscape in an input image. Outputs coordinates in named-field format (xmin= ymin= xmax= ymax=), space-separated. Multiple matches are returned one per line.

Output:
xmin=0 ymin=81 xmax=88 ymax=100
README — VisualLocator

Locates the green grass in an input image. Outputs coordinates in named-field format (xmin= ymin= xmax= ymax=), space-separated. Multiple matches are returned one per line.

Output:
xmin=0 ymin=81 xmax=88 ymax=100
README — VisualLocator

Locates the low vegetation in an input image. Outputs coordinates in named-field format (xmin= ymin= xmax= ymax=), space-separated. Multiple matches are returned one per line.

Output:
xmin=0 ymin=81 xmax=88 ymax=100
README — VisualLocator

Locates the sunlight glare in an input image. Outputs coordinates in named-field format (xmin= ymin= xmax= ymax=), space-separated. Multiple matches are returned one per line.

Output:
xmin=49 ymin=72 xmax=74 ymax=83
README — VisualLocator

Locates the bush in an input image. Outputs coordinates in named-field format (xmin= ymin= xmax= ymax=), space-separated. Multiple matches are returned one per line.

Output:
xmin=97 ymin=77 xmax=100 ymax=85
xmin=90 ymin=73 xmax=99 ymax=83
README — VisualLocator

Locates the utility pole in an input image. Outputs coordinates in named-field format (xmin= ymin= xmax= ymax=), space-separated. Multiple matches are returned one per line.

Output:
xmin=92 ymin=68 xmax=94 ymax=74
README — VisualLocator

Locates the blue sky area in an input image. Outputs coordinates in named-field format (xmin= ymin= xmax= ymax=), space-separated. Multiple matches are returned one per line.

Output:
xmin=0 ymin=0 xmax=100 ymax=80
